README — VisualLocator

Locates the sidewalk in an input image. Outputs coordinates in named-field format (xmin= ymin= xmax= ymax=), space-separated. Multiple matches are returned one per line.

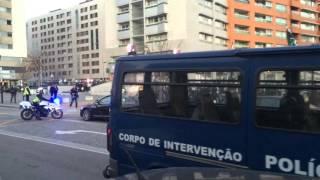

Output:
xmin=0 ymin=92 xmax=97 ymax=109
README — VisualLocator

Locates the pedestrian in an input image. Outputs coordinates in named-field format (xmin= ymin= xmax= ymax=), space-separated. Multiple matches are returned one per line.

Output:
xmin=53 ymin=84 xmax=58 ymax=99
xmin=10 ymin=86 xmax=17 ymax=103
xmin=22 ymin=84 xmax=31 ymax=101
xmin=49 ymin=84 xmax=55 ymax=98
xmin=70 ymin=85 xmax=79 ymax=108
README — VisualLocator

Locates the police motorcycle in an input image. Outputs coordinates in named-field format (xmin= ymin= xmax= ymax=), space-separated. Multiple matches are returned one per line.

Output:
xmin=20 ymin=89 xmax=63 ymax=120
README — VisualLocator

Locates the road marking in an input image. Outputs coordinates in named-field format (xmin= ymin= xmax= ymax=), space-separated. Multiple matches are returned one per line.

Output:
xmin=0 ymin=112 xmax=8 ymax=115
xmin=55 ymin=130 xmax=106 ymax=135
xmin=61 ymin=119 xmax=106 ymax=125
xmin=0 ymin=129 xmax=109 ymax=155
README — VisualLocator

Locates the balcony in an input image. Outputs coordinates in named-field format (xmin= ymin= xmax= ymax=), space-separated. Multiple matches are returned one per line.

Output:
xmin=145 ymin=3 xmax=168 ymax=18
xmin=215 ymin=13 xmax=228 ymax=23
xmin=215 ymin=29 xmax=228 ymax=39
xmin=216 ymin=0 xmax=228 ymax=7
xmin=116 ymin=0 xmax=129 ymax=7
xmin=145 ymin=22 xmax=168 ymax=35
xmin=117 ymin=13 xmax=129 ymax=23
xmin=118 ymin=29 xmax=130 ymax=39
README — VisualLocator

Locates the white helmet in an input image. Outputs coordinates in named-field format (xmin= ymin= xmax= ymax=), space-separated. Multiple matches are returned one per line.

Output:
xmin=36 ymin=87 xmax=44 ymax=95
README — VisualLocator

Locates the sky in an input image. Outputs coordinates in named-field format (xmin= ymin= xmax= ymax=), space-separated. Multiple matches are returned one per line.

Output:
xmin=26 ymin=0 xmax=83 ymax=20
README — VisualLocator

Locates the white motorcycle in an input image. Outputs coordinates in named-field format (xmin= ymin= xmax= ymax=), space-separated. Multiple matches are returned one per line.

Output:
xmin=19 ymin=101 xmax=63 ymax=120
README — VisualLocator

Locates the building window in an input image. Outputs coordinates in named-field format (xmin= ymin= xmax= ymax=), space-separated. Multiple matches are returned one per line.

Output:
xmin=90 ymin=21 xmax=98 ymax=26
xmin=275 ymin=4 xmax=286 ymax=12
xmin=255 ymin=13 xmax=272 ymax=23
xmin=255 ymin=28 xmax=272 ymax=37
xmin=235 ymin=0 xmax=249 ymax=4
xmin=301 ymin=35 xmax=316 ymax=43
xmin=234 ymin=9 xmax=249 ymax=19
xmin=118 ymin=5 xmax=129 ymax=13
xmin=119 ymin=39 xmax=130 ymax=47
xmin=300 ymin=0 xmax=316 ymax=7
xmin=235 ymin=25 xmax=249 ymax=34
xmin=301 ymin=23 xmax=317 ymax=31
xmin=198 ymin=14 xmax=213 ymax=25
xmin=255 ymin=0 xmax=272 ymax=8
xmin=300 ymin=10 xmax=316 ymax=19
xmin=199 ymin=0 xmax=213 ymax=8
xmin=91 ymin=53 xmax=99 ymax=58
xmin=82 ymin=69 xmax=90 ymax=74
xmin=199 ymin=32 xmax=213 ymax=42
xmin=234 ymin=40 xmax=249 ymax=48
xmin=275 ymin=31 xmax=286 ymax=39
xmin=90 ymin=4 xmax=98 ymax=10
xmin=147 ymin=14 xmax=167 ymax=25
xmin=82 ymin=62 xmax=90 ymax=67
xmin=215 ymin=3 xmax=227 ymax=15
xmin=215 ymin=20 xmax=227 ymax=30
xmin=92 ymin=69 xmax=100 ymax=74
xmin=80 ymin=7 xmax=88 ymax=13
xmin=0 ymin=7 xmax=11 ymax=13
xmin=275 ymin=18 xmax=287 ymax=26
xmin=90 ymin=13 xmax=98 ymax=18
xmin=255 ymin=42 xmax=273 ymax=48
xmin=91 ymin=61 xmax=99 ymax=66
xmin=147 ymin=33 xmax=167 ymax=42
xmin=214 ymin=37 xmax=227 ymax=47
xmin=81 ymin=23 xmax=88 ymax=28
xmin=81 ymin=15 xmax=88 ymax=21
xmin=119 ymin=22 xmax=129 ymax=31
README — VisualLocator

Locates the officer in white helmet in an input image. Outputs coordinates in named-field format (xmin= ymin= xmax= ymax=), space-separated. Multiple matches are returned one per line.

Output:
xmin=32 ymin=87 xmax=50 ymax=120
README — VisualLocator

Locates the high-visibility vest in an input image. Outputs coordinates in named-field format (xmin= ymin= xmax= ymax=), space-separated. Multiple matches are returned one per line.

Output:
xmin=23 ymin=87 xmax=30 ymax=96
xmin=32 ymin=96 xmax=40 ymax=103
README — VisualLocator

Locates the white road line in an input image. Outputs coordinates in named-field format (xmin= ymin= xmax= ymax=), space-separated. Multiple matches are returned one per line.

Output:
xmin=55 ymin=130 xmax=107 ymax=135
xmin=0 ymin=129 xmax=109 ymax=155
xmin=61 ymin=119 xmax=106 ymax=125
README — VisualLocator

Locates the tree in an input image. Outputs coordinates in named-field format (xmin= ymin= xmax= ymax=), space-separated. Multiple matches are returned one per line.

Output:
xmin=24 ymin=55 xmax=45 ymax=85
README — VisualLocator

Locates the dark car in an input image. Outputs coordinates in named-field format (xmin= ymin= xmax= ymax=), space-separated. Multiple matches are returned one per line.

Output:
xmin=80 ymin=95 xmax=111 ymax=121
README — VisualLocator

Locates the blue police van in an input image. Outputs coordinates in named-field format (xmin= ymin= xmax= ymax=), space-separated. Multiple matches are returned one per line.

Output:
xmin=104 ymin=45 xmax=320 ymax=178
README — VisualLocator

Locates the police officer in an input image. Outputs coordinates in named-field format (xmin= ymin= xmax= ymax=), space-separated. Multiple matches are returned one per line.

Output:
xmin=23 ymin=84 xmax=31 ymax=101
xmin=32 ymin=88 xmax=50 ymax=120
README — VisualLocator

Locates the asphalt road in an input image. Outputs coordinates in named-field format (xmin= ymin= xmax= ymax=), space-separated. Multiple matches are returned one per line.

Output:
xmin=0 ymin=107 xmax=109 ymax=180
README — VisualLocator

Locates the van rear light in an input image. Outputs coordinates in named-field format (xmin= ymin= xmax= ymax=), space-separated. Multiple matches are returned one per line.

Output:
xmin=107 ymin=127 xmax=112 ymax=152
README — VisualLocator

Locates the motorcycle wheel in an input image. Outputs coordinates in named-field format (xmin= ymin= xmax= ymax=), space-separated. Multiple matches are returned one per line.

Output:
xmin=20 ymin=109 xmax=34 ymax=120
xmin=51 ymin=109 xmax=63 ymax=119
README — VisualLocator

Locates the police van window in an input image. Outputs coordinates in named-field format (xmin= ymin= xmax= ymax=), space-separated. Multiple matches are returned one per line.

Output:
xmin=256 ymin=70 xmax=320 ymax=133
xmin=121 ymin=71 xmax=241 ymax=124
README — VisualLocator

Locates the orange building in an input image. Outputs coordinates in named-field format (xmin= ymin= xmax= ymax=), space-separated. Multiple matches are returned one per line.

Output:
xmin=227 ymin=0 xmax=320 ymax=48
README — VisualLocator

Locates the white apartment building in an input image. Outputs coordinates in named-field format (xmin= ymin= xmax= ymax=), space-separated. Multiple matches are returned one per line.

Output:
xmin=105 ymin=0 xmax=229 ymax=62
xmin=26 ymin=0 xmax=108 ymax=83
xmin=0 ymin=0 xmax=27 ymax=87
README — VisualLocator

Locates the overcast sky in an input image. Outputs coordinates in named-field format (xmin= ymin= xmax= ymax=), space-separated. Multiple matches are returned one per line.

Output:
xmin=26 ymin=0 xmax=83 ymax=20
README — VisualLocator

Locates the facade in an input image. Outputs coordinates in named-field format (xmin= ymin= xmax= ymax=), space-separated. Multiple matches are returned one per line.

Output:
xmin=105 ymin=0 xmax=229 ymax=62
xmin=228 ymin=0 xmax=320 ymax=48
xmin=27 ymin=0 xmax=107 ymax=83
xmin=0 ymin=0 xmax=27 ymax=87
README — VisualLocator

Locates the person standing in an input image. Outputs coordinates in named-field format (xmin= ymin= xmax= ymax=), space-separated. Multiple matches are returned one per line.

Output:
xmin=49 ymin=84 xmax=55 ymax=98
xmin=23 ymin=84 xmax=31 ymax=101
xmin=70 ymin=86 xmax=79 ymax=108
xmin=53 ymin=84 xmax=58 ymax=99
xmin=10 ymin=86 xmax=17 ymax=103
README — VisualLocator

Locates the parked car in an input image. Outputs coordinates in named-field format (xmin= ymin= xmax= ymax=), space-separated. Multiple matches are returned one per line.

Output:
xmin=80 ymin=95 xmax=111 ymax=121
